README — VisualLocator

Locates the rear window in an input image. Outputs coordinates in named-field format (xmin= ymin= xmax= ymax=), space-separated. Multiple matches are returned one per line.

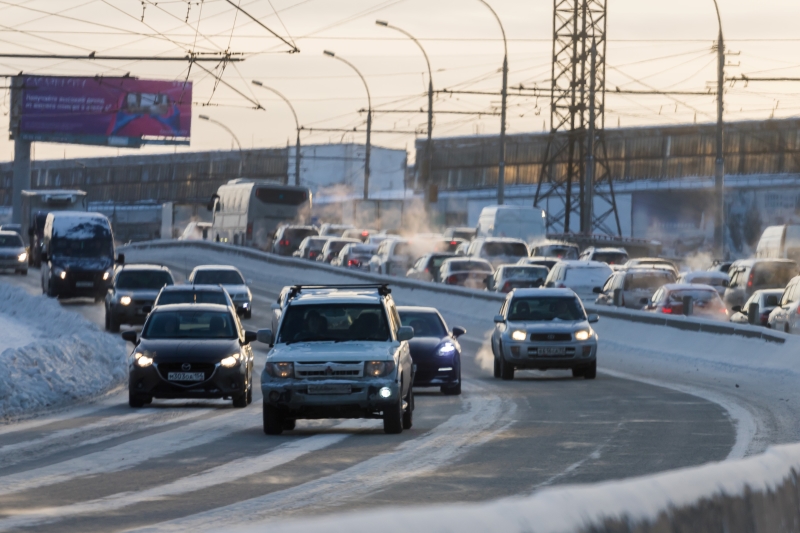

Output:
xmin=667 ymin=289 xmax=720 ymax=304
xmin=503 ymin=266 xmax=549 ymax=280
xmin=255 ymin=187 xmax=309 ymax=205
xmin=284 ymin=228 xmax=317 ymax=241
xmin=481 ymin=242 xmax=528 ymax=258
xmin=565 ymin=266 xmax=612 ymax=285
xmin=193 ymin=270 xmax=244 ymax=285
xmin=624 ymin=272 xmax=674 ymax=290
xmin=687 ymin=276 xmax=727 ymax=288
xmin=0 ymin=234 xmax=23 ymax=247
xmin=451 ymin=230 xmax=475 ymax=241
xmin=447 ymin=260 xmax=493 ymax=272
xmin=752 ymin=262 xmax=797 ymax=287
xmin=327 ymin=240 xmax=356 ymax=254
xmin=156 ymin=290 xmax=228 ymax=306
xmin=593 ymin=252 xmax=628 ymax=265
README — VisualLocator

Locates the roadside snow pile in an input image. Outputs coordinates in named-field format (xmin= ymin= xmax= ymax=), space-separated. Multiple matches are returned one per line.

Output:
xmin=0 ymin=282 xmax=127 ymax=421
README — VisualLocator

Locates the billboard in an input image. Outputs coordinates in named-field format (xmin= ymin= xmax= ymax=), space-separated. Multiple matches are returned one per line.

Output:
xmin=9 ymin=75 xmax=191 ymax=148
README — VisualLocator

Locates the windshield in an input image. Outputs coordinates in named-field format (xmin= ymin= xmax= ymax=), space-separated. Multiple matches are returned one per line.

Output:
xmin=193 ymin=270 xmax=244 ymax=285
xmin=278 ymin=304 xmax=390 ymax=343
xmin=686 ymin=276 xmax=727 ymax=288
xmin=451 ymin=230 xmax=475 ymax=241
xmin=625 ymin=272 xmax=674 ymax=290
xmin=502 ymin=266 xmax=549 ymax=280
xmin=481 ymin=242 xmax=528 ymax=258
xmin=446 ymin=260 xmax=493 ymax=272
xmin=752 ymin=262 xmax=797 ymax=287
xmin=667 ymin=289 xmax=720 ymax=304
xmin=593 ymin=252 xmax=628 ymax=265
xmin=156 ymin=290 xmax=228 ymax=306
xmin=399 ymin=311 xmax=447 ymax=338
xmin=284 ymin=228 xmax=317 ymax=242
xmin=51 ymin=236 xmax=113 ymax=258
xmin=508 ymin=296 xmax=585 ymax=322
xmin=116 ymin=271 xmax=173 ymax=290
xmin=326 ymin=240 xmax=356 ymax=254
xmin=0 ymin=234 xmax=23 ymax=247
xmin=143 ymin=310 xmax=237 ymax=339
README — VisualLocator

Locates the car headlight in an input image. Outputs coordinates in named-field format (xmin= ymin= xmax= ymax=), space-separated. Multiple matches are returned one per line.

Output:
xmin=438 ymin=342 xmax=456 ymax=356
xmin=136 ymin=355 xmax=153 ymax=367
xmin=120 ymin=296 xmax=132 ymax=306
xmin=575 ymin=329 xmax=592 ymax=341
xmin=220 ymin=353 xmax=240 ymax=368
xmin=18 ymin=252 xmax=27 ymax=262
xmin=364 ymin=361 xmax=396 ymax=377
xmin=266 ymin=362 xmax=294 ymax=378
xmin=103 ymin=269 xmax=112 ymax=281
xmin=511 ymin=330 xmax=527 ymax=341
xmin=54 ymin=267 xmax=66 ymax=279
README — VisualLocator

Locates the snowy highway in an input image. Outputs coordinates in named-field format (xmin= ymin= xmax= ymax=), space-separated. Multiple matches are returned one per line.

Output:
xmin=2 ymin=243 xmax=792 ymax=532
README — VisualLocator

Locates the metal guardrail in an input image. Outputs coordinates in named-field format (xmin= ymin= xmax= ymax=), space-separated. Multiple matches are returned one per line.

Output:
xmin=121 ymin=240 xmax=788 ymax=344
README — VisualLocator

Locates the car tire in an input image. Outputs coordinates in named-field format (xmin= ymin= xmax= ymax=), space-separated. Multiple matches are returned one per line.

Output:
xmin=493 ymin=356 xmax=501 ymax=378
xmin=128 ymin=390 xmax=146 ymax=408
xmin=263 ymin=404 xmax=284 ymax=435
xmin=584 ymin=361 xmax=597 ymax=380
xmin=441 ymin=380 xmax=462 ymax=395
xmin=246 ymin=384 xmax=253 ymax=405
xmin=18 ymin=270 xmax=27 ymax=276
xmin=785 ymin=324 xmax=790 ymax=334
xmin=571 ymin=367 xmax=584 ymax=378
xmin=282 ymin=419 xmax=296 ymax=431
xmin=383 ymin=391 xmax=404 ymax=435
xmin=500 ymin=356 xmax=514 ymax=381
xmin=108 ymin=312 xmax=120 ymax=333
xmin=244 ymin=309 xmax=252 ymax=320
xmin=402 ymin=386 xmax=414 ymax=430
xmin=232 ymin=392 xmax=247 ymax=408
xmin=46 ymin=278 xmax=57 ymax=298
xmin=104 ymin=309 xmax=111 ymax=331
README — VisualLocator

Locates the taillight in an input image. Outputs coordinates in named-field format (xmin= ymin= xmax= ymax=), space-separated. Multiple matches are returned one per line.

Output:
xmin=246 ymin=223 xmax=253 ymax=237
xmin=348 ymin=259 xmax=360 ymax=267
xmin=502 ymin=281 xmax=512 ymax=292
xmin=447 ymin=275 xmax=457 ymax=284
xmin=747 ymin=271 xmax=754 ymax=288
xmin=662 ymin=306 xmax=673 ymax=314
xmin=280 ymin=239 xmax=290 ymax=246
xmin=450 ymin=241 xmax=458 ymax=246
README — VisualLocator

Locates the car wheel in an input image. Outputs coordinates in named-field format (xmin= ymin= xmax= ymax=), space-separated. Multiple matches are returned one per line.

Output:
xmin=441 ymin=380 xmax=462 ymax=395
xmin=383 ymin=390 xmax=404 ymax=434
xmin=244 ymin=309 xmax=252 ymax=320
xmin=282 ymin=419 xmax=296 ymax=431
xmin=232 ymin=392 xmax=247 ymax=408
xmin=402 ymin=386 xmax=414 ymax=430
xmin=246 ymin=383 xmax=253 ymax=405
xmin=493 ymin=356 xmax=501 ymax=378
xmin=584 ymin=361 xmax=597 ymax=380
xmin=128 ymin=390 xmax=146 ymax=408
xmin=104 ymin=309 xmax=111 ymax=331
xmin=108 ymin=312 xmax=120 ymax=333
xmin=263 ymin=404 xmax=284 ymax=435
xmin=785 ymin=324 xmax=790 ymax=334
xmin=571 ymin=367 xmax=584 ymax=378
xmin=500 ymin=355 xmax=514 ymax=381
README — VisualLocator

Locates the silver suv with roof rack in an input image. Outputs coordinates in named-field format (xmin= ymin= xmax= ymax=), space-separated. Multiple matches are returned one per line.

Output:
xmin=257 ymin=284 xmax=415 ymax=435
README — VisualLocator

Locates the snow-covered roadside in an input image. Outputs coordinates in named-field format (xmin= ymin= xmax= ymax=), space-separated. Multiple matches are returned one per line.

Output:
xmin=0 ymin=282 xmax=127 ymax=422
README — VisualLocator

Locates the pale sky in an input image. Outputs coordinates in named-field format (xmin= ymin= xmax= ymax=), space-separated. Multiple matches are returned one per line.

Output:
xmin=1 ymin=0 xmax=800 ymax=163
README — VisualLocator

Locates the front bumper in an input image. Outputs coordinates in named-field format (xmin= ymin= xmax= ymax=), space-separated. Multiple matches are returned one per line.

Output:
xmin=0 ymin=258 xmax=26 ymax=270
xmin=500 ymin=339 xmax=597 ymax=369
xmin=51 ymin=274 xmax=111 ymax=297
xmin=130 ymin=361 xmax=247 ymax=399
xmin=412 ymin=360 xmax=459 ymax=387
xmin=261 ymin=375 xmax=400 ymax=419
xmin=232 ymin=299 xmax=251 ymax=314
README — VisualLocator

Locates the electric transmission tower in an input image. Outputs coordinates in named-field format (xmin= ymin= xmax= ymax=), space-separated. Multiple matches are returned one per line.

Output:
xmin=534 ymin=0 xmax=621 ymax=236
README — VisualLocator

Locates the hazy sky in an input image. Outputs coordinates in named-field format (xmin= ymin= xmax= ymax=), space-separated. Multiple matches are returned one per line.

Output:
xmin=1 ymin=0 xmax=800 ymax=163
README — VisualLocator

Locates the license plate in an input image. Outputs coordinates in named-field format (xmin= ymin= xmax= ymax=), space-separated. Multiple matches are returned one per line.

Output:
xmin=75 ymin=281 xmax=94 ymax=288
xmin=167 ymin=372 xmax=205 ymax=381
xmin=539 ymin=347 xmax=566 ymax=356
xmin=307 ymin=383 xmax=352 ymax=395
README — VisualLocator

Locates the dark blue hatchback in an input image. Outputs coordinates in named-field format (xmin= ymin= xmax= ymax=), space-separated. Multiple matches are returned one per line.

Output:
xmin=398 ymin=306 xmax=466 ymax=395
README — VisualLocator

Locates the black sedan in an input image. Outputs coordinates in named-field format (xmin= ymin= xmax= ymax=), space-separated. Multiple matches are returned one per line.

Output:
xmin=398 ymin=306 xmax=465 ymax=395
xmin=122 ymin=303 xmax=260 ymax=408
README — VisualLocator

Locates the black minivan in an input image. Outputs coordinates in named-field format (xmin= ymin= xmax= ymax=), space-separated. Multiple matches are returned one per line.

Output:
xmin=41 ymin=212 xmax=123 ymax=300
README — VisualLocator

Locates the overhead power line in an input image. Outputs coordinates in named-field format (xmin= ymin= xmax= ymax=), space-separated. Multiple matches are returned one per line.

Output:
xmin=223 ymin=0 xmax=299 ymax=53
xmin=0 ymin=52 xmax=243 ymax=62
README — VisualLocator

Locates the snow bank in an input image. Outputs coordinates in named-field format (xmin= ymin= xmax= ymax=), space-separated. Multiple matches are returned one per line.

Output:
xmin=0 ymin=282 xmax=127 ymax=421
xmin=230 ymin=441 xmax=800 ymax=533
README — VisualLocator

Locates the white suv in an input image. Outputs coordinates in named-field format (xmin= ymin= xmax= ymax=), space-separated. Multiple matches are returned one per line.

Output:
xmin=258 ymin=284 xmax=415 ymax=435
xmin=369 ymin=238 xmax=412 ymax=276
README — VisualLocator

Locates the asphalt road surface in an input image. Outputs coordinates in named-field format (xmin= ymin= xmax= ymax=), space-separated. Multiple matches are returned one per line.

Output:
xmin=0 ymin=246 xmax=735 ymax=532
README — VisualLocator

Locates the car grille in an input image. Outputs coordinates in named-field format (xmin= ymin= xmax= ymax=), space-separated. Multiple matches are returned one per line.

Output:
xmin=72 ymin=271 xmax=100 ymax=282
xmin=156 ymin=362 xmax=216 ymax=381
xmin=133 ymin=299 xmax=153 ymax=306
xmin=530 ymin=333 xmax=572 ymax=342
xmin=294 ymin=362 xmax=363 ymax=378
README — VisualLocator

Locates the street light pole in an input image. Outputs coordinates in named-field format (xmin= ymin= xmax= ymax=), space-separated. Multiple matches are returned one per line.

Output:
xmin=324 ymin=50 xmax=373 ymax=200
xmin=198 ymin=114 xmax=244 ymax=177
xmin=478 ymin=0 xmax=508 ymax=206
xmin=375 ymin=20 xmax=435 ymax=206
xmin=712 ymin=0 xmax=725 ymax=258
xmin=251 ymin=80 xmax=302 ymax=186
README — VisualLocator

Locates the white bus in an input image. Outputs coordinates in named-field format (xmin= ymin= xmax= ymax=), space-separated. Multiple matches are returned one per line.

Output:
xmin=209 ymin=180 xmax=312 ymax=250
xmin=756 ymin=224 xmax=800 ymax=263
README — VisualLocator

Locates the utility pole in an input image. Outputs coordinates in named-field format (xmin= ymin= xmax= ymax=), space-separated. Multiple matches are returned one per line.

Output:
xmin=478 ymin=0 xmax=508 ymax=206
xmin=582 ymin=42 xmax=597 ymax=235
xmin=251 ymin=80 xmax=302 ymax=186
xmin=713 ymin=0 xmax=726 ymax=258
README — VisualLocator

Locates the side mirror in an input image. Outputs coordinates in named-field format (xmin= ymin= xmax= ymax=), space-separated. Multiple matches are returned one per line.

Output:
xmin=494 ymin=314 xmax=505 ymax=324
xmin=397 ymin=326 xmax=414 ymax=342
xmin=243 ymin=330 xmax=258 ymax=345
xmin=731 ymin=305 xmax=742 ymax=314
xmin=142 ymin=305 xmax=152 ymax=314
xmin=117 ymin=253 xmax=125 ymax=265
xmin=257 ymin=329 xmax=274 ymax=346
xmin=452 ymin=326 xmax=467 ymax=338
xmin=121 ymin=331 xmax=138 ymax=344
xmin=592 ymin=287 xmax=602 ymax=294
xmin=587 ymin=314 xmax=600 ymax=324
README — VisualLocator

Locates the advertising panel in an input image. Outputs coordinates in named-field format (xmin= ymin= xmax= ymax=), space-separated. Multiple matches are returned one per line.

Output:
xmin=9 ymin=75 xmax=191 ymax=147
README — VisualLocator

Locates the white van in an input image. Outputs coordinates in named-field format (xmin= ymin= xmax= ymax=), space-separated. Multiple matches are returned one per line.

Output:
xmin=476 ymin=206 xmax=546 ymax=244
xmin=756 ymin=224 xmax=800 ymax=263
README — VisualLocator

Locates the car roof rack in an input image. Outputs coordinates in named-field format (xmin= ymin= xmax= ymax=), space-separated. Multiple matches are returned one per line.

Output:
xmin=287 ymin=284 xmax=391 ymax=300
